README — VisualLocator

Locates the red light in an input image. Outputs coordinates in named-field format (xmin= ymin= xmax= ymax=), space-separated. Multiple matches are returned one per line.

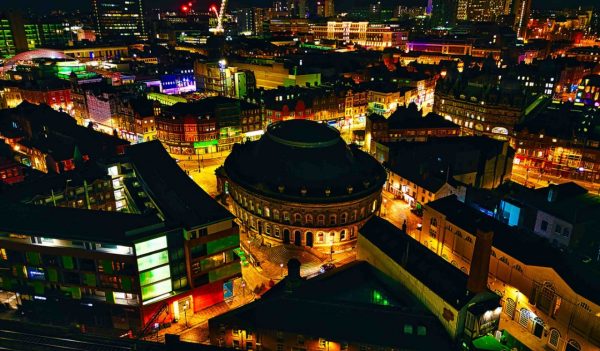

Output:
xmin=188 ymin=2 xmax=193 ymax=6
xmin=181 ymin=5 xmax=189 ymax=11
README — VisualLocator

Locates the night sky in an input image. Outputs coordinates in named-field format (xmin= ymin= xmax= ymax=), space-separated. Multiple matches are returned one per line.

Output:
xmin=0 ymin=0 xmax=596 ymax=12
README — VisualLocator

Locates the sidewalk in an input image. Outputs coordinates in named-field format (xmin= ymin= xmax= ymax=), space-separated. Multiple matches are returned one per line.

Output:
xmin=144 ymin=278 xmax=256 ymax=343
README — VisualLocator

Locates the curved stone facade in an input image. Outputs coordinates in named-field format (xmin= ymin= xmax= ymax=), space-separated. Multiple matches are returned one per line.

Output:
xmin=222 ymin=120 xmax=386 ymax=254
xmin=229 ymin=179 xmax=382 ymax=252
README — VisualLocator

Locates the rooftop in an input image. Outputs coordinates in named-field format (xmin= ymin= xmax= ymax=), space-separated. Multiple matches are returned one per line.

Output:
xmin=224 ymin=120 xmax=386 ymax=203
xmin=210 ymin=261 xmax=452 ymax=350
xmin=0 ymin=201 xmax=162 ymax=245
xmin=427 ymin=195 xmax=600 ymax=306
xmin=126 ymin=140 xmax=233 ymax=229
xmin=360 ymin=216 xmax=477 ymax=309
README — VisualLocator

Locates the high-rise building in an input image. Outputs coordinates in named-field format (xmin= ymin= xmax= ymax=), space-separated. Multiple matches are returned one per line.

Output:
xmin=466 ymin=0 xmax=504 ymax=22
xmin=511 ymin=0 xmax=531 ymax=38
xmin=431 ymin=0 xmax=458 ymax=27
xmin=287 ymin=0 xmax=306 ymax=18
xmin=324 ymin=0 xmax=335 ymax=17
xmin=92 ymin=0 xmax=146 ymax=41
xmin=0 ymin=11 xmax=28 ymax=58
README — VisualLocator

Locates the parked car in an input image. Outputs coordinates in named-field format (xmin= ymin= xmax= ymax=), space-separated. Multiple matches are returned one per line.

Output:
xmin=319 ymin=263 xmax=336 ymax=274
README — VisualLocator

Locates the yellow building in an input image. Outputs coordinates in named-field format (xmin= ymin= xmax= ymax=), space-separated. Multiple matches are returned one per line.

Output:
xmin=422 ymin=195 xmax=600 ymax=351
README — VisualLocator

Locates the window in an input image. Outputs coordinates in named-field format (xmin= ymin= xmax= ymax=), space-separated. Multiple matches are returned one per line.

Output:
xmin=340 ymin=230 xmax=347 ymax=240
xmin=403 ymin=324 xmax=413 ymax=334
xmin=273 ymin=210 xmax=280 ymax=221
xmin=317 ymin=215 xmax=325 ymax=225
xmin=417 ymin=326 xmax=427 ymax=336
xmin=283 ymin=212 xmax=290 ymax=222
xmin=562 ymin=227 xmax=570 ymax=237
xmin=548 ymin=329 xmax=560 ymax=349
xmin=294 ymin=213 xmax=301 ymax=223
xmin=430 ymin=218 xmax=437 ymax=227
xmin=541 ymin=220 xmax=548 ymax=232
xmin=264 ymin=207 xmax=270 ymax=217
xmin=554 ymin=224 xmax=562 ymax=235
xmin=318 ymin=232 xmax=324 ymax=242
xmin=329 ymin=215 xmax=336 ymax=225
xmin=305 ymin=214 xmax=313 ymax=224
xmin=340 ymin=212 xmax=347 ymax=224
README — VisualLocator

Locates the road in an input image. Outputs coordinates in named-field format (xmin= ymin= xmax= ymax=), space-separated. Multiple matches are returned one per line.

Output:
xmin=512 ymin=164 xmax=600 ymax=195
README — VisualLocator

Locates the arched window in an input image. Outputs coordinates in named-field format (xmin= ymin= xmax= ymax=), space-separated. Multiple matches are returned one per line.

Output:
xmin=465 ymin=236 xmax=473 ymax=243
xmin=283 ymin=211 xmax=290 ymax=222
xmin=317 ymin=232 xmax=324 ymax=242
xmin=317 ymin=215 xmax=325 ymax=225
xmin=340 ymin=212 xmax=348 ymax=224
xmin=548 ymin=329 xmax=560 ymax=349
xmin=264 ymin=207 xmax=270 ymax=217
xmin=340 ymin=229 xmax=347 ymax=240
xmin=430 ymin=218 xmax=437 ymax=227
xmin=265 ymin=224 xmax=271 ymax=235
xmin=305 ymin=214 xmax=313 ymax=225
xmin=538 ymin=282 xmax=555 ymax=315
xmin=273 ymin=209 xmax=280 ymax=221
xmin=514 ymin=264 xmax=523 ymax=272
xmin=567 ymin=340 xmax=581 ymax=351
xmin=351 ymin=210 xmax=357 ymax=221
xmin=294 ymin=213 xmax=301 ymax=224
xmin=359 ymin=207 xmax=365 ymax=218
xmin=455 ymin=230 xmax=462 ymax=238
xmin=500 ymin=257 xmax=509 ymax=265
xmin=329 ymin=214 xmax=337 ymax=225
xmin=274 ymin=227 xmax=280 ymax=238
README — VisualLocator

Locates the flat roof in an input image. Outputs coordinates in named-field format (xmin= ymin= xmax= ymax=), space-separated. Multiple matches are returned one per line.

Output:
xmin=126 ymin=140 xmax=233 ymax=228
xmin=360 ymin=216 xmax=476 ymax=309
xmin=0 ymin=201 xmax=162 ymax=245
xmin=427 ymin=195 xmax=600 ymax=306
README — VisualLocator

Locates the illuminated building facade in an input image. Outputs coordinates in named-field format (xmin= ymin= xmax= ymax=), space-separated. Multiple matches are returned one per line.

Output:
xmin=310 ymin=22 xmax=404 ymax=49
xmin=0 ymin=141 xmax=241 ymax=335
xmin=422 ymin=195 xmax=600 ymax=351
xmin=575 ymin=74 xmax=600 ymax=107
xmin=358 ymin=217 xmax=503 ymax=349
xmin=433 ymin=72 xmax=545 ymax=140
xmin=511 ymin=0 xmax=531 ymax=39
xmin=221 ymin=120 xmax=386 ymax=254
xmin=92 ymin=0 xmax=147 ymax=41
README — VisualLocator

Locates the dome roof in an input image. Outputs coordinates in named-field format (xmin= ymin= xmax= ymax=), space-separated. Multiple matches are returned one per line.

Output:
xmin=224 ymin=120 xmax=386 ymax=203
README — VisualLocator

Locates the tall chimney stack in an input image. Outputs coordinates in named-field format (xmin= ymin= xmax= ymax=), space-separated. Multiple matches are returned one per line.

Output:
xmin=467 ymin=228 xmax=494 ymax=294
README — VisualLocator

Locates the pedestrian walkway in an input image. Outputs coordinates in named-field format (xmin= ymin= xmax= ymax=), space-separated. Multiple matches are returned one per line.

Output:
xmin=239 ymin=231 xmax=357 ymax=291
xmin=143 ymin=278 xmax=256 ymax=344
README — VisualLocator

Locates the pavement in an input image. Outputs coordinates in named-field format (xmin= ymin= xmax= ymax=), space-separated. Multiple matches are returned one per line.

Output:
xmin=144 ymin=278 xmax=256 ymax=344
xmin=512 ymin=164 xmax=600 ymax=195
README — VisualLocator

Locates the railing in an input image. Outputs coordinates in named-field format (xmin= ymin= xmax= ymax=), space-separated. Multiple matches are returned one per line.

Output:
xmin=137 ymin=302 xmax=168 ymax=338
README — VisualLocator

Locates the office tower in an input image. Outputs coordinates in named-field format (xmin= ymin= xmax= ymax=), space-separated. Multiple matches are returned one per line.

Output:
xmin=0 ymin=11 xmax=28 ymax=57
xmin=92 ymin=0 xmax=146 ymax=41
xmin=466 ymin=0 xmax=504 ymax=21
xmin=431 ymin=0 xmax=458 ymax=27
xmin=324 ymin=0 xmax=335 ymax=17
xmin=511 ymin=0 xmax=531 ymax=38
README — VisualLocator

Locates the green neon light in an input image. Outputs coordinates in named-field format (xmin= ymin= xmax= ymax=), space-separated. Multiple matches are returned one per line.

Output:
xmin=137 ymin=250 xmax=169 ymax=271
xmin=139 ymin=265 xmax=171 ymax=286
xmin=135 ymin=236 xmax=167 ymax=256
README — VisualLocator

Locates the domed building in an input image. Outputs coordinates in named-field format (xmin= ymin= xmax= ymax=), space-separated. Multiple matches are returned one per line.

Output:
xmin=221 ymin=119 xmax=386 ymax=253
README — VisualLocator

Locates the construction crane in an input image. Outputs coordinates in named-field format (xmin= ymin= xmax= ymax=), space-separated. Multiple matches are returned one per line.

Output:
xmin=209 ymin=0 xmax=226 ymax=34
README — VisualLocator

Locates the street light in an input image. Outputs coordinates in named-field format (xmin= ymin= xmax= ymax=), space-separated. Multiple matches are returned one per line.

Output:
xmin=183 ymin=301 xmax=190 ymax=328
xmin=279 ymin=263 xmax=284 ymax=278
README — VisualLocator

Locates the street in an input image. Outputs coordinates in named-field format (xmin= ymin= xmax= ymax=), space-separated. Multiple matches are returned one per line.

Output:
xmin=512 ymin=164 xmax=600 ymax=195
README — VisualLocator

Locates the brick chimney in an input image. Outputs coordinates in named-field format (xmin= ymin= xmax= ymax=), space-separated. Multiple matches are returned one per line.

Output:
xmin=285 ymin=258 xmax=302 ymax=292
xmin=467 ymin=228 xmax=494 ymax=294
